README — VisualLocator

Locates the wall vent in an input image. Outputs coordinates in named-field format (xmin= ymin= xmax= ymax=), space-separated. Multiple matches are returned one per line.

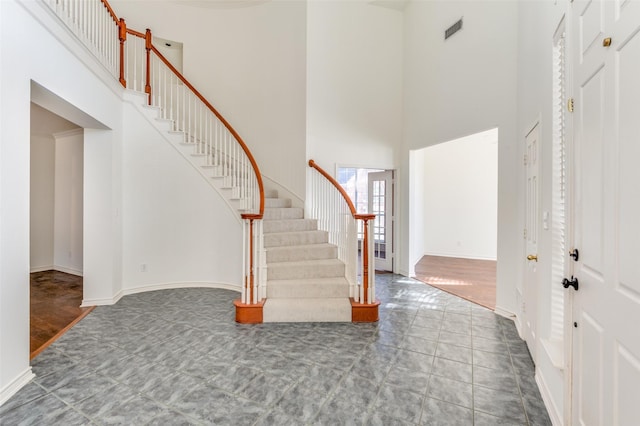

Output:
xmin=445 ymin=18 xmax=463 ymax=40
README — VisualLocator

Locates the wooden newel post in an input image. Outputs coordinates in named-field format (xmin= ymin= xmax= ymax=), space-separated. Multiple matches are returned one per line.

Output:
xmin=144 ymin=28 xmax=152 ymax=105
xmin=118 ymin=18 xmax=127 ymax=87
xmin=234 ymin=214 xmax=264 ymax=324
xmin=248 ymin=218 xmax=255 ymax=304
xmin=356 ymin=214 xmax=376 ymax=304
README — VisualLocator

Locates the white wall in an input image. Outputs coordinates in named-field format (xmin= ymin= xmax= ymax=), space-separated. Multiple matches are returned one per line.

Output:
xmin=421 ymin=129 xmax=498 ymax=260
xmin=53 ymin=129 xmax=84 ymax=275
xmin=400 ymin=0 xmax=519 ymax=315
xmin=2 ymin=1 xmax=250 ymax=404
xmin=121 ymin=101 xmax=242 ymax=292
xmin=306 ymin=0 xmax=403 ymax=173
xmin=517 ymin=1 xmax=569 ymax=423
xmin=30 ymin=104 xmax=81 ymax=272
xmin=1 ymin=0 xmax=124 ymax=404
xmin=111 ymin=0 xmax=308 ymax=198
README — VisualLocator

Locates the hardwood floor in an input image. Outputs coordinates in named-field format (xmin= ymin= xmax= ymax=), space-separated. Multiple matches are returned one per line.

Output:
xmin=30 ymin=270 xmax=93 ymax=359
xmin=414 ymin=255 xmax=496 ymax=310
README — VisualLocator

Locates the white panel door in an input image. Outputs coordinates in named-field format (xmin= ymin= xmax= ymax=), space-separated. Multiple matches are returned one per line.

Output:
xmin=524 ymin=122 xmax=540 ymax=361
xmin=571 ymin=0 xmax=640 ymax=424
xmin=368 ymin=171 xmax=393 ymax=272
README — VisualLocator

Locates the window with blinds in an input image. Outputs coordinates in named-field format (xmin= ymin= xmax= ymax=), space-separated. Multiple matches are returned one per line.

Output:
xmin=550 ymin=28 xmax=566 ymax=345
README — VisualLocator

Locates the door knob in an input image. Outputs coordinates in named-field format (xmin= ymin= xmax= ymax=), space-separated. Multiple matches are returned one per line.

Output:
xmin=569 ymin=248 xmax=579 ymax=261
xmin=527 ymin=254 xmax=538 ymax=262
xmin=563 ymin=276 xmax=579 ymax=291
xmin=603 ymin=37 xmax=612 ymax=47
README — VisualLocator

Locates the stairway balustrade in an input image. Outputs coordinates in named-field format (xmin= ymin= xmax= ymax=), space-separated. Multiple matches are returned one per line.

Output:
xmin=43 ymin=0 xmax=265 ymax=313
xmin=307 ymin=160 xmax=379 ymax=316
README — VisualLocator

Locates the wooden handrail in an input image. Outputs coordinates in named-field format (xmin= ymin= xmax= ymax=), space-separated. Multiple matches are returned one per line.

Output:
xmin=100 ymin=0 xmax=119 ymax=24
xmin=150 ymin=45 xmax=265 ymax=217
xmin=308 ymin=159 xmax=356 ymax=217
xmin=97 ymin=0 xmax=264 ymax=218
xmin=126 ymin=28 xmax=146 ymax=38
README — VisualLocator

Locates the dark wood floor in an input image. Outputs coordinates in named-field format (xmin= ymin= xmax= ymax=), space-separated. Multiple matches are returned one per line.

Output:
xmin=30 ymin=270 xmax=93 ymax=359
xmin=414 ymin=255 xmax=496 ymax=310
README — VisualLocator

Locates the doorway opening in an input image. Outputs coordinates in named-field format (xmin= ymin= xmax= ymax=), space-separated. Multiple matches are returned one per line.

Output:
xmin=337 ymin=167 xmax=395 ymax=272
xmin=153 ymin=36 xmax=184 ymax=73
xmin=29 ymin=103 xmax=91 ymax=359
xmin=411 ymin=128 xmax=498 ymax=309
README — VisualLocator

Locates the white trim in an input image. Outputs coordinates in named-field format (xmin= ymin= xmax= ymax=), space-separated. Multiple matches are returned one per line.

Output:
xmin=494 ymin=306 xmax=516 ymax=320
xmin=29 ymin=265 xmax=83 ymax=276
xmin=81 ymin=282 xmax=241 ymax=307
xmin=52 ymin=265 xmax=83 ymax=276
xmin=81 ymin=290 xmax=123 ymax=307
xmin=122 ymin=281 xmax=241 ymax=296
xmin=30 ymin=265 xmax=55 ymax=273
xmin=52 ymin=128 xmax=84 ymax=139
xmin=423 ymin=252 xmax=497 ymax=261
xmin=536 ymin=369 xmax=563 ymax=426
xmin=123 ymin=93 xmax=244 ymax=224
xmin=0 ymin=368 xmax=35 ymax=407
xmin=512 ymin=312 xmax=525 ymax=340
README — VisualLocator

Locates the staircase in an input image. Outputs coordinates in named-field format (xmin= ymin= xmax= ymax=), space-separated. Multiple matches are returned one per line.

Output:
xmin=45 ymin=0 xmax=371 ymax=323
xmin=262 ymin=193 xmax=352 ymax=322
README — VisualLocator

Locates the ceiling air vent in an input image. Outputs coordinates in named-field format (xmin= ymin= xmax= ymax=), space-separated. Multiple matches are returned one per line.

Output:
xmin=445 ymin=18 xmax=463 ymax=40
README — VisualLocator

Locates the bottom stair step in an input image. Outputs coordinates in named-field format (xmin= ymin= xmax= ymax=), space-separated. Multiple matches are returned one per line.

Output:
xmin=263 ymin=298 xmax=351 ymax=322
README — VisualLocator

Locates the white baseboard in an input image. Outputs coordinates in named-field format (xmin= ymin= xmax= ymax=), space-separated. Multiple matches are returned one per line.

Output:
xmin=493 ymin=305 xmax=515 ymax=319
xmin=80 ymin=282 xmax=241 ymax=307
xmin=30 ymin=265 xmax=54 ymax=273
xmin=122 ymin=281 xmax=241 ymax=296
xmin=52 ymin=265 xmax=83 ymax=276
xmin=30 ymin=265 xmax=83 ymax=276
xmin=81 ymin=290 xmax=123 ymax=307
xmin=536 ymin=369 xmax=563 ymax=426
xmin=0 ymin=368 xmax=35 ymax=407
xmin=423 ymin=252 xmax=497 ymax=261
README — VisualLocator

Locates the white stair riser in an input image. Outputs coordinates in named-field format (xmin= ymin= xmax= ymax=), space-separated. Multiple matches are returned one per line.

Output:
xmin=265 ymin=198 xmax=291 ymax=208
xmin=264 ymin=231 xmax=328 ymax=248
xmin=263 ymin=298 xmax=352 ymax=322
xmin=263 ymin=219 xmax=317 ymax=234
xmin=268 ymin=262 xmax=344 ymax=280
xmin=263 ymin=208 xmax=303 ymax=220
xmin=267 ymin=282 xmax=349 ymax=299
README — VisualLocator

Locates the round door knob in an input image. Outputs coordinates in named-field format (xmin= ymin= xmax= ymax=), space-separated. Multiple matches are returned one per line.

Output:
xmin=527 ymin=254 xmax=538 ymax=262
xmin=603 ymin=37 xmax=612 ymax=47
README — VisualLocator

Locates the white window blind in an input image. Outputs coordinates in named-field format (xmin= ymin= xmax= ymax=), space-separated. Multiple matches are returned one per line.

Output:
xmin=550 ymin=30 xmax=566 ymax=343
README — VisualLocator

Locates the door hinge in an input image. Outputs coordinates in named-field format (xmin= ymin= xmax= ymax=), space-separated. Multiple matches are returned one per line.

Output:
xmin=568 ymin=98 xmax=574 ymax=113
xmin=523 ymin=154 xmax=528 ymax=166
xmin=523 ymin=228 xmax=527 ymax=239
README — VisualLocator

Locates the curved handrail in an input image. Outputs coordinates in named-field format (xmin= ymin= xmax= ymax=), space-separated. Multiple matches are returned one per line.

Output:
xmin=119 ymin=8 xmax=264 ymax=217
xmin=149 ymin=45 xmax=265 ymax=217
xmin=101 ymin=0 xmax=119 ymax=23
xmin=308 ymin=159 xmax=356 ymax=217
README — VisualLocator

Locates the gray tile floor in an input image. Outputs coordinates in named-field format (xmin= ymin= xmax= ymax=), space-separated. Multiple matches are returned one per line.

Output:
xmin=1 ymin=274 xmax=551 ymax=425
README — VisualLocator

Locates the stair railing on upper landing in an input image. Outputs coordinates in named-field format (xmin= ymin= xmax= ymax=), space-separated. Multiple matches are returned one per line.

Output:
xmin=43 ymin=0 xmax=265 ymax=309
xmin=307 ymin=160 xmax=377 ymax=306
